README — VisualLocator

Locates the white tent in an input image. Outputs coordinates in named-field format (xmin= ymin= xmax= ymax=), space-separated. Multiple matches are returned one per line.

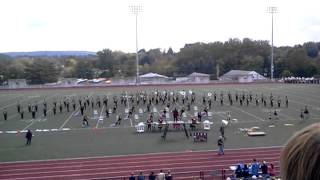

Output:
xmin=139 ymin=73 xmax=169 ymax=84
xmin=139 ymin=73 xmax=168 ymax=78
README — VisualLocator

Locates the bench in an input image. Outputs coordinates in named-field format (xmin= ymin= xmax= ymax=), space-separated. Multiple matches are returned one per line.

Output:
xmin=193 ymin=132 xmax=207 ymax=142
xmin=247 ymin=131 xmax=266 ymax=136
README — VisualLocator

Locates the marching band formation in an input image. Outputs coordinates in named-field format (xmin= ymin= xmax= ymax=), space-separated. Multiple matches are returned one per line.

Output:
xmin=2 ymin=89 xmax=309 ymax=129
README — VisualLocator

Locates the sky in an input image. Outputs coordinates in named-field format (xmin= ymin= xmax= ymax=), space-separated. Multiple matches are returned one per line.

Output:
xmin=0 ymin=0 xmax=319 ymax=53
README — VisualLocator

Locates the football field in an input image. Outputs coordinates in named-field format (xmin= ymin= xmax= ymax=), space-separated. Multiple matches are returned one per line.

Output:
xmin=0 ymin=83 xmax=319 ymax=162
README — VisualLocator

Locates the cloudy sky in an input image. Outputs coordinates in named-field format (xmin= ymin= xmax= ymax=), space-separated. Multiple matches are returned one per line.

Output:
xmin=0 ymin=0 xmax=319 ymax=53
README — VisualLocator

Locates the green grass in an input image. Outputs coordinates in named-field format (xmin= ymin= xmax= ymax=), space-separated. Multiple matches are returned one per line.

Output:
xmin=0 ymin=84 xmax=319 ymax=162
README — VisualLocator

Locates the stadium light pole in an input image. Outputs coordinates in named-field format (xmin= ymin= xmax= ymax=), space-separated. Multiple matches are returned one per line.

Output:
xmin=129 ymin=5 xmax=143 ymax=85
xmin=267 ymin=6 xmax=277 ymax=81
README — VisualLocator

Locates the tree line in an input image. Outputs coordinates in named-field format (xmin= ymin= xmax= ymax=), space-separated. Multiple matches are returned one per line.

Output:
xmin=0 ymin=38 xmax=319 ymax=84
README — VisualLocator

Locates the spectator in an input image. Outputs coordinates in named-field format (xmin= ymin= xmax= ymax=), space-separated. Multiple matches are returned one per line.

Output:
xmin=137 ymin=171 xmax=145 ymax=180
xmin=148 ymin=171 xmax=156 ymax=180
xmin=235 ymin=164 xmax=243 ymax=178
xmin=268 ymin=163 xmax=275 ymax=177
xmin=261 ymin=161 xmax=269 ymax=178
xmin=129 ymin=172 xmax=136 ymax=180
xmin=250 ymin=159 xmax=259 ymax=177
xmin=242 ymin=164 xmax=250 ymax=178
xmin=280 ymin=122 xmax=320 ymax=180
xmin=157 ymin=170 xmax=166 ymax=180
xmin=165 ymin=170 xmax=172 ymax=180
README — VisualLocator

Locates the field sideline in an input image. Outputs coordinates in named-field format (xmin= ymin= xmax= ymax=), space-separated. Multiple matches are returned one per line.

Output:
xmin=0 ymin=83 xmax=319 ymax=162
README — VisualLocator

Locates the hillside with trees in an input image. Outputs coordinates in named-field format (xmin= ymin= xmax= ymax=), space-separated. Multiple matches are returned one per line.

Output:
xmin=0 ymin=38 xmax=319 ymax=84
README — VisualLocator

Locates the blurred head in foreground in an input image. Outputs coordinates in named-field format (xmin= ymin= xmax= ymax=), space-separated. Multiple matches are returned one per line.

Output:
xmin=281 ymin=123 xmax=320 ymax=180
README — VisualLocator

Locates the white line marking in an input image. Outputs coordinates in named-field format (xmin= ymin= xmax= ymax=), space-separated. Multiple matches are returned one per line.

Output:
xmin=0 ymin=95 xmax=24 ymax=109
xmin=58 ymin=92 xmax=93 ymax=130
xmin=230 ymin=106 xmax=265 ymax=121
xmin=22 ymin=121 xmax=36 ymax=131
xmin=95 ymin=105 xmax=105 ymax=128
xmin=130 ymin=118 xmax=133 ymax=127
xmin=58 ymin=107 xmax=79 ymax=130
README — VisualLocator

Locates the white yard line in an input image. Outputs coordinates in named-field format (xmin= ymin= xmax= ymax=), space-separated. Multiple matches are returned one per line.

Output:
xmin=58 ymin=92 xmax=93 ymax=130
xmin=95 ymin=105 xmax=105 ymax=128
xmin=4 ymin=94 xmax=58 ymax=121
xmin=264 ymin=87 xmax=318 ymax=107
xmin=0 ymin=94 xmax=24 ymax=108
xmin=230 ymin=106 xmax=265 ymax=121
xmin=130 ymin=118 xmax=133 ymax=127
xmin=22 ymin=121 xmax=36 ymax=131
xmin=19 ymin=109 xmax=54 ymax=130
xmin=1 ymin=93 xmax=57 ymax=110
xmin=278 ymin=112 xmax=294 ymax=120
xmin=58 ymin=107 xmax=79 ymax=130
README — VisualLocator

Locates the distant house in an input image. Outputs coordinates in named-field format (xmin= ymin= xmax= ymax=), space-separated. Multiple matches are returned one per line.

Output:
xmin=7 ymin=79 xmax=27 ymax=88
xmin=59 ymin=78 xmax=78 ymax=86
xmin=139 ymin=73 xmax=169 ymax=83
xmin=187 ymin=72 xmax=210 ymax=83
xmin=219 ymin=70 xmax=266 ymax=82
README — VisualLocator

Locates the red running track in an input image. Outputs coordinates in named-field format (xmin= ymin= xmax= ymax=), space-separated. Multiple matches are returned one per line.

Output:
xmin=0 ymin=146 xmax=282 ymax=180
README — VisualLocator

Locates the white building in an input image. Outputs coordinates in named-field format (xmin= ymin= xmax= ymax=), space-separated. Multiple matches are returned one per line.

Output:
xmin=187 ymin=72 xmax=210 ymax=83
xmin=219 ymin=70 xmax=266 ymax=83
xmin=7 ymin=79 xmax=27 ymax=88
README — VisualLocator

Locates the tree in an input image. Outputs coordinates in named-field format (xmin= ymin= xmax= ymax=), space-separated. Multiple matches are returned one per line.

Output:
xmin=304 ymin=42 xmax=319 ymax=58
xmin=74 ymin=60 xmax=94 ymax=79
xmin=167 ymin=47 xmax=174 ymax=55
xmin=281 ymin=70 xmax=293 ymax=77
xmin=96 ymin=49 xmax=114 ymax=71
xmin=25 ymin=59 xmax=60 ymax=84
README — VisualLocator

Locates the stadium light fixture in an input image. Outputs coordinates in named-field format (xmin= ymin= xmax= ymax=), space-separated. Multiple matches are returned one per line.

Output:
xmin=129 ymin=5 xmax=143 ymax=85
xmin=267 ymin=6 xmax=278 ymax=81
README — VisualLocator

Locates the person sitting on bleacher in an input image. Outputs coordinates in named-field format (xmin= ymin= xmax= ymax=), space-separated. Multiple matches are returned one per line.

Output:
xmin=250 ymin=159 xmax=260 ymax=177
xmin=261 ymin=161 xmax=269 ymax=178
xmin=243 ymin=164 xmax=250 ymax=178
xmin=268 ymin=163 xmax=275 ymax=177
xmin=235 ymin=164 xmax=243 ymax=178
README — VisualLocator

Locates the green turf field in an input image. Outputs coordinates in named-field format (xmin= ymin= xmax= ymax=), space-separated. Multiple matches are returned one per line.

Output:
xmin=0 ymin=83 xmax=319 ymax=162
